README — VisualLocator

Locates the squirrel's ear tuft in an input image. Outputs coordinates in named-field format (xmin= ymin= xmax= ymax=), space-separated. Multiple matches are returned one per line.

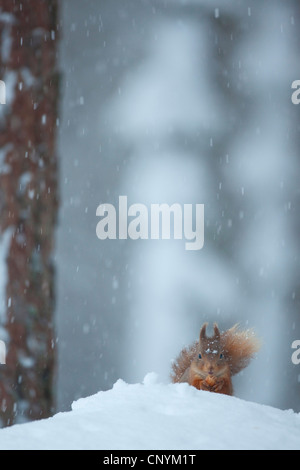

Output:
xmin=213 ymin=323 xmax=220 ymax=340
xmin=199 ymin=322 xmax=208 ymax=342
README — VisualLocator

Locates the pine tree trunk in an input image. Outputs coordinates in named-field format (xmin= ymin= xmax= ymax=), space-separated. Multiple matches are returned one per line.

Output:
xmin=0 ymin=0 xmax=59 ymax=426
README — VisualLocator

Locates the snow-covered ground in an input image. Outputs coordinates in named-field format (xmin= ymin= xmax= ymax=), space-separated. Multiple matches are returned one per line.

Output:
xmin=0 ymin=373 xmax=299 ymax=450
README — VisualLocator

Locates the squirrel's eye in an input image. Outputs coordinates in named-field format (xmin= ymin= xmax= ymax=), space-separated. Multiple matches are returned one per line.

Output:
xmin=219 ymin=353 xmax=223 ymax=359
xmin=198 ymin=353 xmax=202 ymax=359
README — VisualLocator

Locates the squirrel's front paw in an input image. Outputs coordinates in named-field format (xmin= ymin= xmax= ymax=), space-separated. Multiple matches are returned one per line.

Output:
xmin=200 ymin=376 xmax=215 ymax=391
xmin=191 ymin=377 xmax=203 ymax=390
xmin=205 ymin=375 xmax=216 ymax=387
xmin=200 ymin=380 xmax=211 ymax=391
xmin=211 ymin=377 xmax=225 ymax=393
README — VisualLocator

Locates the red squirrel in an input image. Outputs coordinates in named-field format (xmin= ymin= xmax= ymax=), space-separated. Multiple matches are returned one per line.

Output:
xmin=170 ymin=322 xmax=260 ymax=396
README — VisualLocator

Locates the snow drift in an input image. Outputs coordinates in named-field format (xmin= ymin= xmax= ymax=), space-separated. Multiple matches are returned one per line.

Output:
xmin=0 ymin=372 xmax=299 ymax=450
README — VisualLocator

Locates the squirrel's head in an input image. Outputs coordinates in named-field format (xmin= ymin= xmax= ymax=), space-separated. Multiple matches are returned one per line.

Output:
xmin=197 ymin=322 xmax=228 ymax=377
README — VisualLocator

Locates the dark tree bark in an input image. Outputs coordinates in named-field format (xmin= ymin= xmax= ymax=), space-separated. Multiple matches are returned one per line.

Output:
xmin=0 ymin=0 xmax=60 ymax=426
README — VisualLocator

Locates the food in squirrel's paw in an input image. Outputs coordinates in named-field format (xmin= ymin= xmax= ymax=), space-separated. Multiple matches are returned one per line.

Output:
xmin=205 ymin=375 xmax=216 ymax=386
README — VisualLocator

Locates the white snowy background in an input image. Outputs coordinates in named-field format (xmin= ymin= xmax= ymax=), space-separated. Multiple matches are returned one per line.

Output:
xmin=54 ymin=0 xmax=300 ymax=419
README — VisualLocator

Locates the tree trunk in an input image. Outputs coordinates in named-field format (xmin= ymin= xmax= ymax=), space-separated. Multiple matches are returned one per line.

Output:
xmin=0 ymin=0 xmax=59 ymax=426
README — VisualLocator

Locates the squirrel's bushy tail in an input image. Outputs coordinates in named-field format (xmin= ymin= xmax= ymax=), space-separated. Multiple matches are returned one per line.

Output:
xmin=221 ymin=324 xmax=261 ymax=375
xmin=170 ymin=341 xmax=198 ymax=383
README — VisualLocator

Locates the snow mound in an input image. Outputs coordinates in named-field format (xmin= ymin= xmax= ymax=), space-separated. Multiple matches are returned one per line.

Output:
xmin=0 ymin=372 xmax=299 ymax=450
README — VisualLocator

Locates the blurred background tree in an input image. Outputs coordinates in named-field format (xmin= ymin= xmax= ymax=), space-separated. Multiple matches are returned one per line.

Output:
xmin=0 ymin=0 xmax=59 ymax=426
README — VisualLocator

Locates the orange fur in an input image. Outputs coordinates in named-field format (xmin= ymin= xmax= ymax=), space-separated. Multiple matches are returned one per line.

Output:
xmin=190 ymin=376 xmax=203 ymax=390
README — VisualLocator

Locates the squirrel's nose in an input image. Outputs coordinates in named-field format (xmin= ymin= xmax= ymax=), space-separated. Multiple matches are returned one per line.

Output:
xmin=208 ymin=366 xmax=214 ymax=375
